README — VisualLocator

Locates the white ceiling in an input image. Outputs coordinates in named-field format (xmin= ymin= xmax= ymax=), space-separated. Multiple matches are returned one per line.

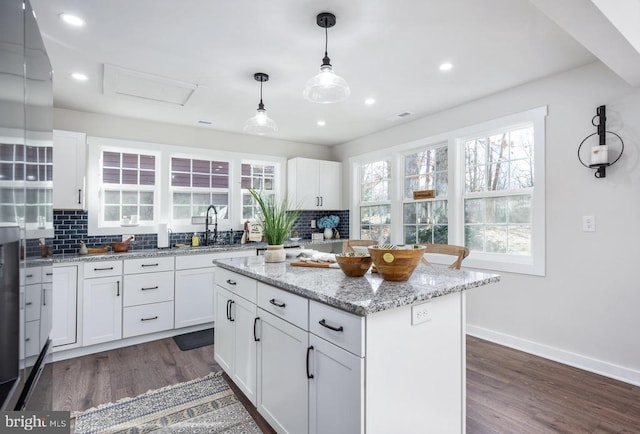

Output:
xmin=30 ymin=0 xmax=599 ymax=146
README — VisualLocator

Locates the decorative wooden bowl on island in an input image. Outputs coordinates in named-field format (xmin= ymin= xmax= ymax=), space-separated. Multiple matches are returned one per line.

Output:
xmin=335 ymin=253 xmax=373 ymax=277
xmin=368 ymin=245 xmax=426 ymax=281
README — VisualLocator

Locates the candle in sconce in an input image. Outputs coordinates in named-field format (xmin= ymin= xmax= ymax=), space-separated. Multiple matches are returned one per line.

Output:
xmin=590 ymin=145 xmax=608 ymax=165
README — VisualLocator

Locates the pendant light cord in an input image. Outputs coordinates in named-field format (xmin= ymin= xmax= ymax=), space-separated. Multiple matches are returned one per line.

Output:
xmin=325 ymin=25 xmax=329 ymax=58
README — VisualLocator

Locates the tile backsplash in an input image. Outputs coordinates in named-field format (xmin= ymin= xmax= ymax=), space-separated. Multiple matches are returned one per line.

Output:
xmin=48 ymin=209 xmax=349 ymax=255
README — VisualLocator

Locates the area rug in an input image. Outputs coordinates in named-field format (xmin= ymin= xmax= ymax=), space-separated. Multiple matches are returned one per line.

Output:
xmin=73 ymin=372 xmax=261 ymax=433
xmin=173 ymin=328 xmax=214 ymax=351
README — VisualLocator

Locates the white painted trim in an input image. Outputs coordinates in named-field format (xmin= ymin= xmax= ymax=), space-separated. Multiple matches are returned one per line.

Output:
xmin=466 ymin=324 xmax=640 ymax=387
xmin=50 ymin=322 xmax=213 ymax=362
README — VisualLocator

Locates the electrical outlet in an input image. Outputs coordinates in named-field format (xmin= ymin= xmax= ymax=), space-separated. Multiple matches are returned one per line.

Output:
xmin=122 ymin=234 xmax=135 ymax=242
xmin=411 ymin=302 xmax=431 ymax=325
xmin=311 ymin=219 xmax=316 ymax=229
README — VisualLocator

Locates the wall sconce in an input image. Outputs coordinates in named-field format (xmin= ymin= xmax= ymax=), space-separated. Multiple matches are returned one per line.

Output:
xmin=577 ymin=105 xmax=624 ymax=178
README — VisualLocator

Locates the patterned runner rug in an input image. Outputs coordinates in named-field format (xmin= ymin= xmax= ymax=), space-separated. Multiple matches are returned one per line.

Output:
xmin=73 ymin=372 xmax=261 ymax=433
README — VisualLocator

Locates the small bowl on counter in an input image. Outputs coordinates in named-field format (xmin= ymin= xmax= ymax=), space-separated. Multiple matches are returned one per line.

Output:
xmin=368 ymin=244 xmax=426 ymax=281
xmin=335 ymin=253 xmax=373 ymax=277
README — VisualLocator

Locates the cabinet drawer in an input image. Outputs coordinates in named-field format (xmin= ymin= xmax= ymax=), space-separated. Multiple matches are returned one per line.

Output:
xmin=309 ymin=301 xmax=365 ymax=357
xmin=42 ymin=266 xmax=54 ymax=282
xmin=84 ymin=260 xmax=123 ymax=278
xmin=124 ymin=256 xmax=174 ymax=274
xmin=215 ymin=268 xmax=257 ymax=303
xmin=123 ymin=301 xmax=174 ymax=338
xmin=123 ymin=271 xmax=174 ymax=307
xmin=175 ymin=253 xmax=217 ymax=270
xmin=257 ymin=283 xmax=308 ymax=330
xmin=22 ymin=268 xmax=42 ymax=285
xmin=175 ymin=250 xmax=254 ymax=270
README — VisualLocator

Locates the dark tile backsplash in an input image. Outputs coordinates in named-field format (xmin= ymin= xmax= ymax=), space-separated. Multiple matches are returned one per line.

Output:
xmin=48 ymin=209 xmax=349 ymax=255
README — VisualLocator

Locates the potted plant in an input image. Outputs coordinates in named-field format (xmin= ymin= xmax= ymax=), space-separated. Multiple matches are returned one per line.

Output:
xmin=248 ymin=188 xmax=300 ymax=262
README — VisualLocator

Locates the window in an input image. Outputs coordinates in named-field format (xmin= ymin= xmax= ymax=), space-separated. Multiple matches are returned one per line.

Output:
xmin=350 ymin=107 xmax=546 ymax=275
xmin=463 ymin=126 xmax=533 ymax=255
xmin=170 ymin=157 xmax=230 ymax=222
xmin=241 ymin=162 xmax=276 ymax=220
xmin=0 ymin=143 xmax=53 ymax=231
xmin=403 ymin=144 xmax=449 ymax=244
xmin=100 ymin=150 xmax=158 ymax=226
xmin=358 ymin=160 xmax=391 ymax=243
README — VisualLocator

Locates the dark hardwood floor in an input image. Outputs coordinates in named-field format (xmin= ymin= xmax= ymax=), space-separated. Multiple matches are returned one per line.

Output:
xmin=51 ymin=336 xmax=640 ymax=433
xmin=466 ymin=335 xmax=640 ymax=433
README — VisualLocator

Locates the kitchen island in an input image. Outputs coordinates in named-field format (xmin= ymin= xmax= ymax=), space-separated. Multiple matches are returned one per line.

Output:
xmin=214 ymin=256 xmax=499 ymax=434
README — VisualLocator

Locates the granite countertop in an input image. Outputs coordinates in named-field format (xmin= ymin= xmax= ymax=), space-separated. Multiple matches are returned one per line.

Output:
xmin=49 ymin=239 xmax=342 ymax=264
xmin=214 ymin=256 xmax=500 ymax=316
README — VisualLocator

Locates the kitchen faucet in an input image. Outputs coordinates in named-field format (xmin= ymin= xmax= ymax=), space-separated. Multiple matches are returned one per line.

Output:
xmin=204 ymin=205 xmax=218 ymax=246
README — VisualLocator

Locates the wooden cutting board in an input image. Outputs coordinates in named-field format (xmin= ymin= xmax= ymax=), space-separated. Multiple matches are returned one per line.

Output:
xmin=290 ymin=261 xmax=339 ymax=268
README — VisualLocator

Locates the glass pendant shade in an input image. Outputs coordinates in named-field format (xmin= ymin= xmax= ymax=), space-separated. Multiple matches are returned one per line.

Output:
xmin=244 ymin=106 xmax=278 ymax=135
xmin=244 ymin=72 xmax=277 ymax=135
xmin=303 ymin=64 xmax=350 ymax=103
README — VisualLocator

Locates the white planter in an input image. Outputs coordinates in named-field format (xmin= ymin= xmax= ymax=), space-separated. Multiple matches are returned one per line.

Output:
xmin=324 ymin=228 xmax=334 ymax=240
xmin=264 ymin=245 xmax=286 ymax=263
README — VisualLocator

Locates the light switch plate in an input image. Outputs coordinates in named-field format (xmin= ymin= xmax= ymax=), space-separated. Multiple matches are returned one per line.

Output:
xmin=582 ymin=215 xmax=595 ymax=232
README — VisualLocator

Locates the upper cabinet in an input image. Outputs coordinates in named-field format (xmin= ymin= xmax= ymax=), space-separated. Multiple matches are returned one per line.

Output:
xmin=53 ymin=130 xmax=86 ymax=210
xmin=287 ymin=158 xmax=342 ymax=210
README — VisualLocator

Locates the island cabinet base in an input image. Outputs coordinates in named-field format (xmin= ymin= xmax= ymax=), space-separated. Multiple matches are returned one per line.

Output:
xmin=365 ymin=291 xmax=465 ymax=434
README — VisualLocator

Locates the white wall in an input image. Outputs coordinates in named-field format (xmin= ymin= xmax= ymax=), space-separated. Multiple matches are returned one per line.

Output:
xmin=332 ymin=61 xmax=640 ymax=385
xmin=53 ymin=107 xmax=333 ymax=160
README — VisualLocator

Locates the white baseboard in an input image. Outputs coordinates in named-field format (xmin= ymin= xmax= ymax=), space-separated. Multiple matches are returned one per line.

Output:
xmin=466 ymin=324 xmax=640 ymax=387
xmin=51 ymin=322 xmax=214 ymax=362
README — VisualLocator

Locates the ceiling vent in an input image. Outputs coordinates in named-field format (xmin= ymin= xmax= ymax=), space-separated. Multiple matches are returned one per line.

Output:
xmin=103 ymin=64 xmax=198 ymax=106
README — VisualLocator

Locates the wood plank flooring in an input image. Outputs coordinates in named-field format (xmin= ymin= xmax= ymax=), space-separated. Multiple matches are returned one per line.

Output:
xmin=466 ymin=335 xmax=640 ymax=433
xmin=50 ymin=335 xmax=640 ymax=433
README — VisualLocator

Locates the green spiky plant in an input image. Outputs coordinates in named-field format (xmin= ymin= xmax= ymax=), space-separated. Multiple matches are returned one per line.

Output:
xmin=248 ymin=189 xmax=300 ymax=245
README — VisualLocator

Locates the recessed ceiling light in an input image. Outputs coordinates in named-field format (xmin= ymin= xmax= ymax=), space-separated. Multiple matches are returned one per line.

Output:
xmin=317 ymin=120 xmax=326 ymax=127
xmin=439 ymin=62 xmax=453 ymax=72
xmin=71 ymin=72 xmax=88 ymax=81
xmin=59 ymin=13 xmax=85 ymax=27
xmin=364 ymin=98 xmax=376 ymax=105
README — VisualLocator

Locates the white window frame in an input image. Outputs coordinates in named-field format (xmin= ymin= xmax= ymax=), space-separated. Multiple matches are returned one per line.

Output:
xmin=168 ymin=154 xmax=232 ymax=228
xmin=349 ymin=106 xmax=546 ymax=276
xmin=240 ymin=159 xmax=281 ymax=223
xmin=86 ymin=136 xmax=286 ymax=236
xmin=351 ymin=155 xmax=393 ymax=244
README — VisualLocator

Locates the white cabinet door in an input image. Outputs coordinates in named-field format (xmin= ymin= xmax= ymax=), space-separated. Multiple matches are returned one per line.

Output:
xmin=52 ymin=265 xmax=78 ymax=347
xmin=213 ymin=285 xmax=234 ymax=374
xmin=83 ymin=276 xmax=122 ymax=346
xmin=317 ymin=160 xmax=342 ymax=210
xmin=288 ymin=158 xmax=342 ymax=210
xmin=232 ymin=295 xmax=257 ymax=405
xmin=53 ymin=130 xmax=86 ymax=210
xmin=257 ymin=309 xmax=309 ymax=434
xmin=40 ymin=282 xmax=53 ymax=349
xmin=288 ymin=158 xmax=319 ymax=209
xmin=175 ymin=268 xmax=216 ymax=328
xmin=309 ymin=334 xmax=364 ymax=434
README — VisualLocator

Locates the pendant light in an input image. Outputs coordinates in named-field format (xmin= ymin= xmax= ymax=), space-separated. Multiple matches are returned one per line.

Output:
xmin=244 ymin=72 xmax=278 ymax=135
xmin=303 ymin=12 xmax=350 ymax=104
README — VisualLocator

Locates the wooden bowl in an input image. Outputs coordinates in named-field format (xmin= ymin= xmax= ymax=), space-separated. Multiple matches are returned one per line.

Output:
xmin=368 ymin=245 xmax=426 ymax=281
xmin=111 ymin=241 xmax=130 ymax=253
xmin=335 ymin=254 xmax=373 ymax=277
